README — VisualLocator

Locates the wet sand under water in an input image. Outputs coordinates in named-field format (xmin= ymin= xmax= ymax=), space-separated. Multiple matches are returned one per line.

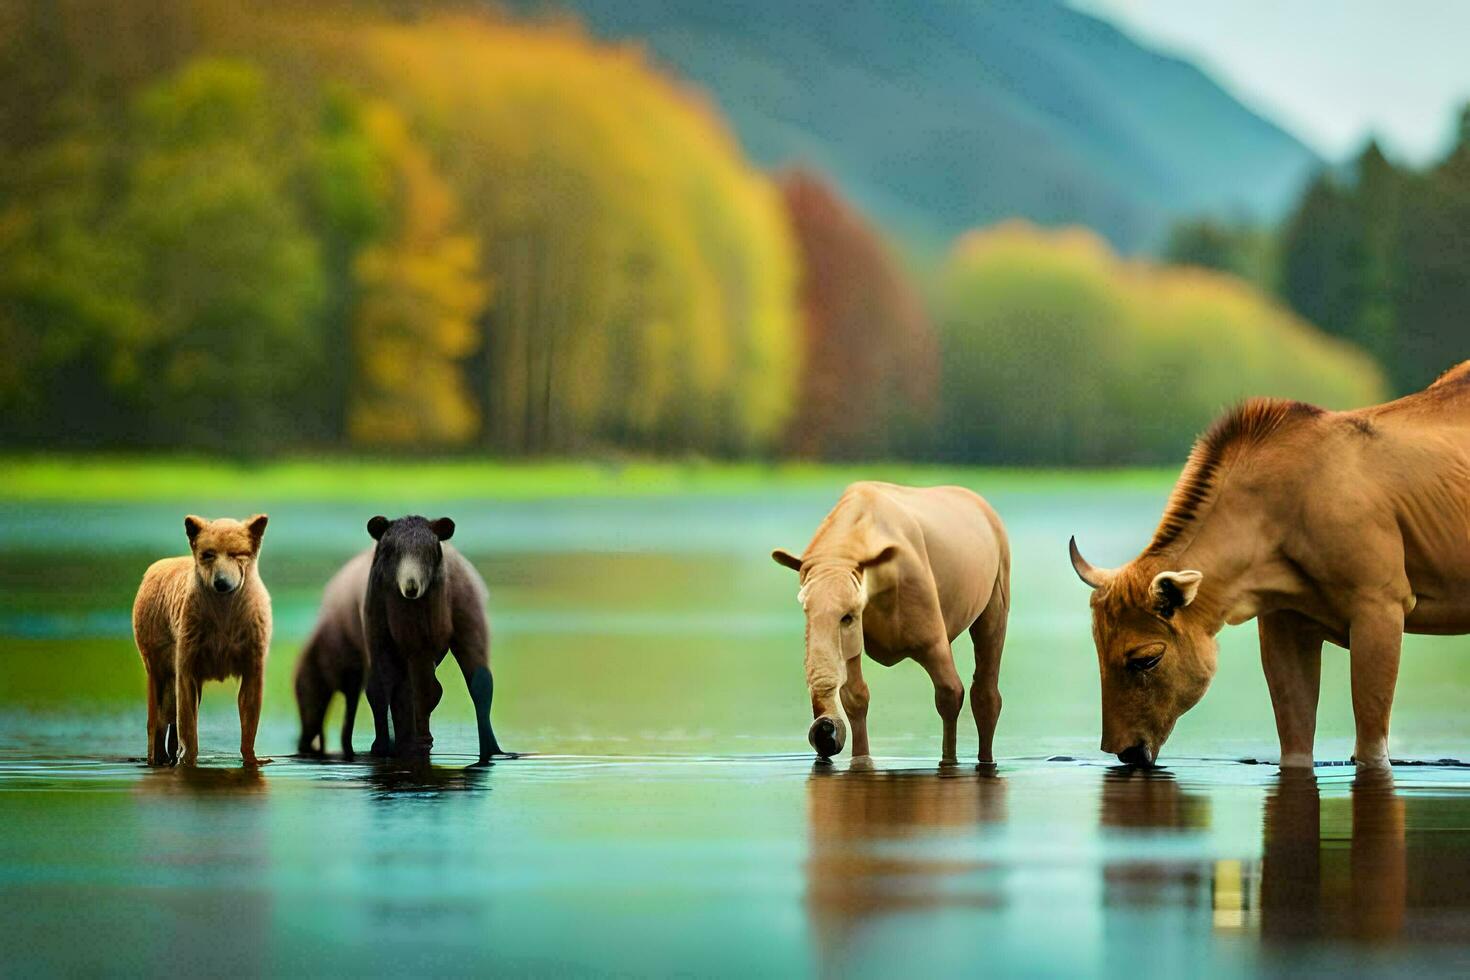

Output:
xmin=4 ymin=747 xmax=1470 ymax=977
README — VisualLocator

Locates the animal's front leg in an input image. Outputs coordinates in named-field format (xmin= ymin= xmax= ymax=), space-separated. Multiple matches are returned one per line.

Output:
xmin=175 ymin=671 xmax=202 ymax=766
xmin=1348 ymin=605 xmax=1404 ymax=769
xmin=919 ymin=643 xmax=964 ymax=766
xmin=839 ymin=654 xmax=871 ymax=764
xmin=404 ymin=655 xmax=442 ymax=759
xmin=1259 ymin=610 xmax=1324 ymax=769
xmin=146 ymin=669 xmax=167 ymax=766
xmin=238 ymin=662 xmax=271 ymax=767
xmin=451 ymin=639 xmax=510 ymax=764
xmin=364 ymin=615 xmax=397 ymax=758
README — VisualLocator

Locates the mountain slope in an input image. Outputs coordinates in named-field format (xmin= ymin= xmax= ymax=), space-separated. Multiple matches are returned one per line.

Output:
xmin=509 ymin=0 xmax=1319 ymax=251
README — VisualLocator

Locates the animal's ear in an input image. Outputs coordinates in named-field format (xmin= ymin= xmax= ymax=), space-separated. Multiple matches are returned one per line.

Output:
xmin=858 ymin=544 xmax=899 ymax=571
xmin=245 ymin=514 xmax=268 ymax=551
xmin=771 ymin=548 xmax=803 ymax=572
xmin=367 ymin=516 xmax=390 ymax=540
xmin=1149 ymin=570 xmax=1203 ymax=618
xmin=184 ymin=515 xmax=206 ymax=543
xmin=430 ymin=517 xmax=455 ymax=541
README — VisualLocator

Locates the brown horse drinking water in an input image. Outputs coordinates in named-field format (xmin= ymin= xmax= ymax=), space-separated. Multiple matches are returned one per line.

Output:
xmin=773 ymin=482 xmax=1010 ymax=765
xmin=1071 ymin=361 xmax=1470 ymax=770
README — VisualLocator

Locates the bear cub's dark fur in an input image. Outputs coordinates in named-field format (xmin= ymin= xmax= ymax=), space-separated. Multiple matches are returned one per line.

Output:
xmin=294 ymin=515 xmax=509 ymax=764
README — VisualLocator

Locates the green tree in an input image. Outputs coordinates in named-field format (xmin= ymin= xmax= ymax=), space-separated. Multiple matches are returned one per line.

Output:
xmin=1279 ymin=174 xmax=1359 ymax=344
xmin=120 ymin=58 xmax=325 ymax=451
xmin=1163 ymin=217 xmax=1275 ymax=289
xmin=1277 ymin=121 xmax=1470 ymax=395
xmin=1394 ymin=107 xmax=1470 ymax=391
xmin=938 ymin=222 xmax=1387 ymax=464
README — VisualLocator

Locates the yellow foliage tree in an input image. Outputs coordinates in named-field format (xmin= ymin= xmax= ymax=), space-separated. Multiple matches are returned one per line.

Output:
xmin=292 ymin=8 xmax=798 ymax=454
xmin=345 ymin=100 xmax=486 ymax=447
xmin=938 ymin=221 xmax=1388 ymax=463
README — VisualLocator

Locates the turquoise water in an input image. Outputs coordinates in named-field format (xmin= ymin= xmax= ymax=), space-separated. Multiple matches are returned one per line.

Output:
xmin=3 ymin=482 xmax=1470 ymax=974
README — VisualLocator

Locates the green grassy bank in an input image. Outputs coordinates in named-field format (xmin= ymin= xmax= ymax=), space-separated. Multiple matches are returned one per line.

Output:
xmin=0 ymin=455 xmax=1178 ymax=502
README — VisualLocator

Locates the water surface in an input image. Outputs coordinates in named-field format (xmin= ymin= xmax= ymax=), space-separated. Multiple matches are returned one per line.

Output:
xmin=3 ymin=482 xmax=1470 ymax=975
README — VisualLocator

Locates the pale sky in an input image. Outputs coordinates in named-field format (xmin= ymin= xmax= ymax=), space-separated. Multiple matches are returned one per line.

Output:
xmin=1072 ymin=0 xmax=1470 ymax=164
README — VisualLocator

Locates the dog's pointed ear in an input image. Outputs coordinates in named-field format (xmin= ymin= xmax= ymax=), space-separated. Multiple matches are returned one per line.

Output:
xmin=184 ymin=515 xmax=206 ymax=543
xmin=430 ymin=517 xmax=455 ymax=541
xmin=245 ymin=514 xmax=268 ymax=551
xmin=771 ymin=548 xmax=803 ymax=572
xmin=367 ymin=516 xmax=390 ymax=541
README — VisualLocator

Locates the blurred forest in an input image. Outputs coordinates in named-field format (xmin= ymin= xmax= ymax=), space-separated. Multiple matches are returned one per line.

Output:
xmin=0 ymin=1 xmax=1455 ymax=464
xmin=1169 ymin=112 xmax=1470 ymax=398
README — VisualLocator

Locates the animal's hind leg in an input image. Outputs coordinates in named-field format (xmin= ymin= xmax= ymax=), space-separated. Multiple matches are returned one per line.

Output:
xmin=340 ymin=670 xmax=363 ymax=759
xmin=296 ymin=672 xmax=328 ymax=756
xmin=969 ymin=584 xmax=1008 ymax=765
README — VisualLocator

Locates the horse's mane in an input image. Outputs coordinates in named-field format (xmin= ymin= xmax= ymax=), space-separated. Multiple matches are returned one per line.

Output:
xmin=1145 ymin=398 xmax=1322 ymax=554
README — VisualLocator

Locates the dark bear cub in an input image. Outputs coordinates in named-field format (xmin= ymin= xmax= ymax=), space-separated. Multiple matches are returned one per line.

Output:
xmin=294 ymin=552 xmax=372 ymax=757
xmin=362 ymin=515 xmax=509 ymax=764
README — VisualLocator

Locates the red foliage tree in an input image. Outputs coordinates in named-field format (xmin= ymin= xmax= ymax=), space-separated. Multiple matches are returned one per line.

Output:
xmin=780 ymin=169 xmax=937 ymax=459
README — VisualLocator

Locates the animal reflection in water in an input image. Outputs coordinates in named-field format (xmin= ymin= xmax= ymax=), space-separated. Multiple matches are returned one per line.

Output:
xmin=1099 ymin=767 xmax=1470 ymax=943
xmin=135 ymin=763 xmax=269 ymax=796
xmin=1098 ymin=768 xmax=1214 ymax=914
xmin=359 ymin=761 xmax=491 ymax=799
xmin=1258 ymin=770 xmax=1470 ymax=943
xmin=804 ymin=768 xmax=1007 ymax=957
xmin=1099 ymin=767 xmax=1210 ymax=830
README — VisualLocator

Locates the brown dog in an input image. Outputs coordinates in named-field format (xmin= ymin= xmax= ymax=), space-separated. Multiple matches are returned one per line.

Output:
xmin=132 ymin=514 xmax=272 ymax=767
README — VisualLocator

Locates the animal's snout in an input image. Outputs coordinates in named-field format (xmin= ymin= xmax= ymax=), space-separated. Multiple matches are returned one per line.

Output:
xmin=1117 ymin=742 xmax=1154 ymax=767
xmin=212 ymin=576 xmax=234 ymax=593
xmin=808 ymin=716 xmax=846 ymax=759
xmin=401 ymin=580 xmax=420 ymax=599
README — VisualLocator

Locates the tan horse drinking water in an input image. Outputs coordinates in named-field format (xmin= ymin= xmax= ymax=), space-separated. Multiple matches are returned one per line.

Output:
xmin=1071 ymin=361 xmax=1470 ymax=770
xmin=773 ymin=482 xmax=1010 ymax=765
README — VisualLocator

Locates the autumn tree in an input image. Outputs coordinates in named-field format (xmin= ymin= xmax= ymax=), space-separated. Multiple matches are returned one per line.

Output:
xmin=0 ymin=4 xmax=799 ymax=455
xmin=314 ymin=11 xmax=799 ymax=455
xmin=778 ymin=169 xmax=936 ymax=459
xmin=344 ymin=99 xmax=486 ymax=447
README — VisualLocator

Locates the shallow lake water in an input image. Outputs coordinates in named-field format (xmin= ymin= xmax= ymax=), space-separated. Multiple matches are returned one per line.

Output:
xmin=3 ymin=479 xmax=1470 ymax=975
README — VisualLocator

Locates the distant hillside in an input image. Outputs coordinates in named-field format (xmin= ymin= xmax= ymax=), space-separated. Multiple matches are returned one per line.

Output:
xmin=508 ymin=0 xmax=1320 ymax=252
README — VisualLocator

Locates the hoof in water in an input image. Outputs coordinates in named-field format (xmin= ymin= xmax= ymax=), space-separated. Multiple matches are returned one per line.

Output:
xmin=808 ymin=717 xmax=846 ymax=759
